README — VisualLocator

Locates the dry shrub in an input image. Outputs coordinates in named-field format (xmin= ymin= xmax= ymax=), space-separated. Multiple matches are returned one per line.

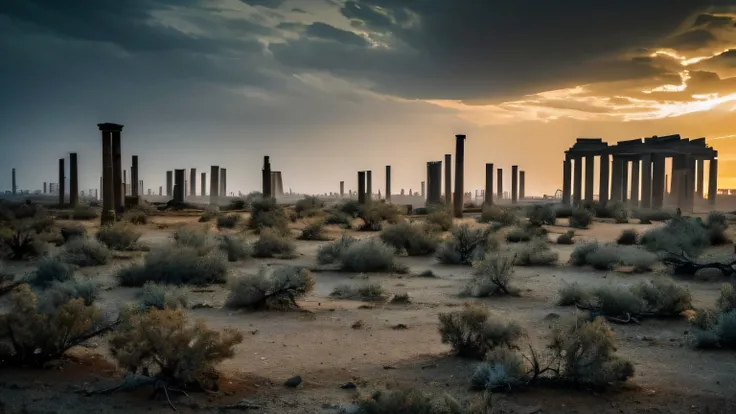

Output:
xmin=631 ymin=278 xmax=693 ymax=316
xmin=295 ymin=196 xmax=325 ymax=218
xmin=436 ymin=224 xmax=498 ymax=265
xmin=353 ymin=387 xmax=474 ymax=414
xmin=252 ymin=229 xmax=296 ymax=258
xmin=438 ymin=302 xmax=522 ymax=360
xmin=717 ymin=282 xmax=736 ymax=313
xmin=576 ymin=243 xmax=658 ymax=272
xmin=199 ymin=211 xmax=218 ymax=222
xmin=358 ymin=203 xmax=402 ymax=231
xmin=31 ymin=257 xmax=75 ymax=288
xmin=96 ymin=222 xmax=142 ymax=250
xmin=505 ymin=227 xmax=532 ymax=243
xmin=60 ymin=224 xmax=86 ymax=243
xmin=425 ymin=206 xmax=453 ymax=231
xmin=464 ymin=254 xmax=518 ymax=297
xmin=60 ymin=237 xmax=112 ymax=267
xmin=40 ymin=277 xmax=101 ymax=311
xmin=514 ymin=239 xmax=558 ymax=266
xmin=339 ymin=237 xmax=398 ymax=273
xmin=337 ymin=200 xmax=362 ymax=217
xmin=634 ymin=208 xmax=673 ymax=223
xmin=298 ymin=219 xmax=331 ymax=241
xmin=557 ymin=230 xmax=575 ymax=245
xmin=217 ymin=234 xmax=251 ymax=262
xmin=616 ymin=229 xmax=638 ymax=245
xmin=122 ymin=210 xmax=148 ymax=225
xmin=173 ymin=227 xmax=215 ymax=254
xmin=249 ymin=197 xmax=290 ymax=235
xmin=478 ymin=205 xmax=518 ymax=226
xmin=380 ymin=222 xmax=440 ymax=256
xmin=470 ymin=347 xmax=527 ymax=390
xmin=641 ymin=217 xmax=708 ymax=256
xmin=557 ymin=282 xmax=590 ymax=306
xmin=570 ymin=241 xmax=599 ymax=266
xmin=527 ymin=204 xmax=556 ymax=226
xmin=317 ymin=234 xmax=358 ymax=265
xmin=226 ymin=265 xmax=314 ymax=310
xmin=323 ymin=211 xmax=352 ymax=229
xmin=553 ymin=204 xmax=573 ymax=218
xmin=330 ymin=283 xmax=389 ymax=302
xmin=138 ymin=282 xmax=189 ymax=310
xmin=569 ymin=208 xmax=592 ymax=229
xmin=216 ymin=213 xmax=242 ymax=229
xmin=2 ymin=227 xmax=47 ymax=260
xmin=0 ymin=285 xmax=108 ymax=367
xmin=116 ymin=245 xmax=228 ymax=287
xmin=695 ymin=311 xmax=736 ymax=349
xmin=390 ymin=292 xmax=411 ymax=304
xmin=109 ymin=307 xmax=243 ymax=390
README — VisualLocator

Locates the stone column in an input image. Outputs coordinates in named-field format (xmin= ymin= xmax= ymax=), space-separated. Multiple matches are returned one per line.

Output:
xmin=358 ymin=171 xmax=366 ymax=204
xmin=159 ymin=186 xmax=162 ymax=196
xmin=630 ymin=158 xmax=640 ymax=207
xmin=190 ymin=168 xmax=196 ymax=197
xmin=111 ymin=128 xmax=123 ymax=213
xmin=11 ymin=168 xmax=16 ymax=195
xmin=708 ymin=155 xmax=718 ymax=207
xmin=69 ymin=153 xmax=79 ymax=207
xmin=640 ymin=154 xmax=652 ymax=209
xmin=58 ymin=158 xmax=65 ymax=206
xmin=610 ymin=156 xmax=622 ymax=202
xmin=444 ymin=154 xmax=452 ymax=205
xmin=262 ymin=156 xmax=272 ymax=197
xmin=43 ymin=182 xmax=47 ymax=194
xmin=174 ymin=169 xmax=185 ymax=203
xmin=584 ymin=155 xmax=595 ymax=203
xmin=385 ymin=165 xmax=391 ymax=202
xmin=210 ymin=166 xmax=220 ymax=204
xmin=421 ymin=181 xmax=425 ymax=198
xmin=166 ymin=171 xmax=173 ymax=197
xmin=621 ymin=160 xmax=629 ymax=204
xmin=670 ymin=156 xmax=683 ymax=205
xmin=652 ymin=154 xmax=666 ymax=209
xmin=685 ymin=155 xmax=696 ymax=212
xmin=131 ymin=156 xmax=139 ymax=198
xmin=494 ymin=169 xmax=502 ymax=202
xmin=340 ymin=181 xmax=345 ymax=198
xmin=201 ymin=172 xmax=206 ymax=196
xmin=511 ymin=165 xmax=519 ymax=204
xmin=453 ymin=134 xmax=466 ymax=218
xmin=98 ymin=124 xmax=120 ymax=224
xmin=573 ymin=156 xmax=582 ymax=206
xmin=427 ymin=161 xmax=442 ymax=205
xmin=562 ymin=157 xmax=572 ymax=205
xmin=123 ymin=170 xmax=127 ymax=196
xmin=519 ymin=171 xmax=525 ymax=199
xmin=484 ymin=163 xmax=494 ymax=205
xmin=366 ymin=170 xmax=372 ymax=203
xmin=696 ymin=159 xmax=705 ymax=200
xmin=220 ymin=168 xmax=227 ymax=197
xmin=599 ymin=154 xmax=609 ymax=205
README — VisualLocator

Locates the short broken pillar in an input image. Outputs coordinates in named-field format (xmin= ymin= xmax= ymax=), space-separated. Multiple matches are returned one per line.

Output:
xmin=519 ymin=171 xmax=525 ymax=199
xmin=262 ymin=156 xmax=272 ymax=198
xmin=357 ymin=171 xmax=366 ymax=205
xmin=69 ymin=153 xmax=79 ymax=207
xmin=220 ymin=168 xmax=227 ymax=197
xmin=190 ymin=168 xmax=196 ymax=197
xmin=366 ymin=170 xmax=372 ymax=203
xmin=174 ymin=169 xmax=185 ymax=204
xmin=58 ymin=158 xmax=65 ymax=206
xmin=511 ymin=165 xmax=518 ymax=204
xmin=210 ymin=166 xmax=220 ymax=204
xmin=484 ymin=163 xmax=494 ymax=205
xmin=340 ymin=181 xmax=345 ymax=197
xmin=11 ymin=168 xmax=16 ymax=195
xmin=166 ymin=171 xmax=173 ymax=197
xmin=385 ymin=165 xmax=391 ymax=202
xmin=497 ymin=168 xmax=503 ymax=200
xmin=131 ymin=156 xmax=139 ymax=198
xmin=98 ymin=123 xmax=122 ymax=225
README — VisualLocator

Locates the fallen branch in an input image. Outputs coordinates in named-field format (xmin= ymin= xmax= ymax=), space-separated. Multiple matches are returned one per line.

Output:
xmin=662 ymin=251 xmax=736 ymax=277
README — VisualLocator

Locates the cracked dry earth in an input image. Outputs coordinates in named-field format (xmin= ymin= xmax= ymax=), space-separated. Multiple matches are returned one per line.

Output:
xmin=1 ymin=212 xmax=736 ymax=413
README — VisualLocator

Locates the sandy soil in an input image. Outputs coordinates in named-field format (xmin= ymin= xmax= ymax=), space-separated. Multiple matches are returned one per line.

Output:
xmin=2 ymin=211 xmax=736 ymax=413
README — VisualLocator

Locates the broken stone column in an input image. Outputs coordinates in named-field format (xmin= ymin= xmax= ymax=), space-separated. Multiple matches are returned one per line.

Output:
xmin=220 ymin=168 xmax=227 ymax=198
xmin=340 ymin=181 xmax=345 ymax=197
xmin=444 ymin=154 xmax=452 ymax=205
xmin=497 ymin=168 xmax=503 ymax=200
xmin=131 ymin=156 xmax=139 ymax=198
xmin=366 ymin=170 xmax=372 ymax=203
xmin=630 ymin=158 xmax=640 ymax=207
xmin=123 ymin=170 xmax=127 ymax=196
xmin=453 ymin=135 xmax=466 ymax=218
xmin=562 ymin=157 xmax=572 ymax=205
xmin=262 ymin=156 xmax=272 ymax=198
xmin=385 ymin=165 xmax=391 ymax=202
xmin=11 ymin=168 xmax=16 ymax=195
xmin=201 ymin=172 xmax=206 ymax=196
xmin=159 ymin=186 xmax=162 ymax=196
xmin=210 ymin=166 xmax=220 ymax=204
xmin=652 ymin=154 xmax=666 ymax=209
xmin=190 ymin=168 xmax=196 ymax=197
xmin=640 ymin=154 xmax=652 ymax=209
xmin=484 ymin=163 xmax=494 ymax=206
xmin=43 ymin=182 xmax=47 ymax=194
xmin=358 ymin=171 xmax=366 ymax=205
xmin=685 ymin=155 xmax=696 ymax=212
xmin=572 ymin=156 xmax=582 ymax=206
xmin=519 ymin=171 xmax=525 ymax=199
xmin=58 ymin=158 xmax=65 ymax=206
xmin=599 ymin=154 xmax=609 ymax=206
xmin=166 ymin=171 xmax=173 ymax=197
xmin=174 ymin=169 xmax=185 ymax=204
xmin=69 ymin=153 xmax=79 ymax=207
xmin=112 ymin=127 xmax=123 ymax=213
xmin=511 ymin=165 xmax=518 ymax=204
xmin=427 ymin=161 xmax=442 ymax=205
xmin=708 ymin=155 xmax=718 ymax=207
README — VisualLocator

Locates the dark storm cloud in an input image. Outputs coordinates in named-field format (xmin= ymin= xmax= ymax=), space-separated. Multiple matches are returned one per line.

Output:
xmin=271 ymin=0 xmax=730 ymax=101
xmin=238 ymin=0 xmax=287 ymax=9
xmin=305 ymin=22 xmax=369 ymax=47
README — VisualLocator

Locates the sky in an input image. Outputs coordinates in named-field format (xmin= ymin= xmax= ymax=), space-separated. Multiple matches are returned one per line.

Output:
xmin=1 ymin=0 xmax=736 ymax=197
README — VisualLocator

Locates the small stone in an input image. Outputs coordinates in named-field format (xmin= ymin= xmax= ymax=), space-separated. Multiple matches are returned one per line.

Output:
xmin=284 ymin=376 xmax=302 ymax=388
xmin=340 ymin=382 xmax=357 ymax=389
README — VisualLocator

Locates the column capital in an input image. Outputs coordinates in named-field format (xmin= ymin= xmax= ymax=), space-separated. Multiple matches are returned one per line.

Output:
xmin=97 ymin=123 xmax=124 ymax=131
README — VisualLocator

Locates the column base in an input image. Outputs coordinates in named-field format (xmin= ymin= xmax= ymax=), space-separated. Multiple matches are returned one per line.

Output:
xmin=100 ymin=210 xmax=116 ymax=226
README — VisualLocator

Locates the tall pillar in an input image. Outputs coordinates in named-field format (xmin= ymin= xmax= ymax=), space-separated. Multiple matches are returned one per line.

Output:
xmin=166 ymin=171 xmax=173 ymax=197
xmin=519 ymin=171 xmax=525 ymax=200
xmin=572 ymin=156 xmax=582 ymax=206
xmin=123 ymin=170 xmax=127 ymax=196
xmin=511 ymin=165 xmax=518 ymax=204
xmin=58 ymin=158 xmax=65 ymax=206
xmin=421 ymin=181 xmax=425 ymax=198
xmin=670 ymin=156 xmax=683 ymax=205
xmin=685 ymin=155 xmax=696 ymax=212
xmin=358 ymin=171 xmax=366 ymax=205
xmin=130 ymin=156 xmax=139 ymax=198
xmin=340 ymin=181 xmax=345 ymax=198
xmin=640 ymin=154 xmax=652 ymax=209
xmin=652 ymin=154 xmax=666 ymax=209
xmin=210 ymin=166 xmax=220 ymax=204
xmin=11 ymin=168 xmax=16 ymax=195
xmin=494 ymin=171 xmax=502 ymax=203
xmin=610 ymin=157 xmax=622 ymax=202
xmin=190 ymin=168 xmax=196 ymax=197
xmin=427 ymin=161 xmax=442 ymax=205
xmin=262 ymin=156 xmax=272 ymax=198
xmin=696 ymin=159 xmax=705 ymax=200
xmin=630 ymin=158 xmax=640 ymax=207
xmin=453 ymin=134 xmax=466 ymax=218
xmin=43 ymin=182 xmax=47 ymax=194
xmin=708 ymin=155 xmax=718 ymax=207
xmin=385 ymin=165 xmax=391 ymax=202
xmin=201 ymin=172 xmax=206 ymax=196
xmin=484 ymin=163 xmax=494 ymax=205
xmin=562 ymin=157 xmax=572 ymax=205
xmin=599 ymin=154 xmax=609 ymax=205
xmin=220 ymin=168 xmax=227 ymax=197
xmin=621 ymin=160 xmax=629 ymax=204
xmin=159 ymin=186 xmax=162 ymax=196
xmin=444 ymin=154 xmax=452 ymax=205
xmin=584 ymin=155 xmax=595 ymax=203
xmin=174 ymin=169 xmax=185 ymax=203
xmin=111 ymin=128 xmax=123 ymax=213
xmin=69 ymin=153 xmax=79 ymax=207
xmin=366 ymin=170 xmax=372 ymax=203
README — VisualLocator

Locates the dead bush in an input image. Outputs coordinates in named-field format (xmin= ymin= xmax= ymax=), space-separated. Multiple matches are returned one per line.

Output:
xmin=39 ymin=277 xmax=101 ymax=311
xmin=438 ymin=302 xmax=522 ymax=360
xmin=425 ymin=206 xmax=453 ymax=231
xmin=505 ymin=227 xmax=532 ymax=243
xmin=217 ymin=234 xmax=251 ymax=262
xmin=634 ymin=208 xmax=674 ymax=223
xmin=570 ymin=241 xmax=599 ymax=266
xmin=330 ymin=283 xmax=389 ymax=302
xmin=631 ymin=278 xmax=693 ymax=316
xmin=298 ymin=220 xmax=331 ymax=241
xmin=380 ymin=222 xmax=440 ymax=256
xmin=0 ymin=285 xmax=109 ymax=367
xmin=641 ymin=217 xmax=708 ymax=256
xmin=357 ymin=203 xmax=402 ymax=231
xmin=616 ymin=229 xmax=638 ymax=245
xmin=477 ymin=205 xmax=518 ymax=226
xmin=252 ymin=229 xmax=296 ymax=258
xmin=96 ymin=222 xmax=142 ymax=250
xmin=579 ymin=244 xmax=658 ymax=272
xmin=108 ymin=307 xmax=243 ymax=390
xmin=323 ymin=211 xmax=352 ymax=229
xmin=71 ymin=206 xmax=99 ymax=220
xmin=569 ymin=208 xmax=593 ymax=229
xmin=317 ymin=234 xmax=358 ymax=265
xmin=352 ymin=387 xmax=475 ymax=414
xmin=295 ymin=196 xmax=325 ymax=218
xmin=122 ymin=210 xmax=148 ymax=225
xmin=60 ymin=237 xmax=112 ymax=267
xmin=173 ymin=227 xmax=215 ymax=254
xmin=216 ymin=214 xmax=242 ymax=229
xmin=339 ymin=237 xmax=399 ymax=273
xmin=116 ymin=245 xmax=228 ymax=287
xmin=557 ymin=230 xmax=575 ymax=245
xmin=527 ymin=204 xmax=557 ymax=226
xmin=138 ymin=282 xmax=189 ymax=310
xmin=226 ymin=265 xmax=314 ymax=310
xmin=249 ymin=197 xmax=290 ymax=235
xmin=2 ymin=227 xmax=47 ymax=260
xmin=695 ymin=311 xmax=736 ymax=349
xmin=557 ymin=282 xmax=591 ymax=306
xmin=436 ymin=224 xmax=498 ymax=265
xmin=464 ymin=254 xmax=519 ymax=297
xmin=60 ymin=224 xmax=86 ymax=243
xmin=513 ymin=239 xmax=558 ymax=266
xmin=31 ymin=257 xmax=75 ymax=288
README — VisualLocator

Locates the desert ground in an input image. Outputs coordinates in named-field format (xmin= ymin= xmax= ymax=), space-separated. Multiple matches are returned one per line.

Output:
xmin=1 ymin=202 xmax=736 ymax=414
